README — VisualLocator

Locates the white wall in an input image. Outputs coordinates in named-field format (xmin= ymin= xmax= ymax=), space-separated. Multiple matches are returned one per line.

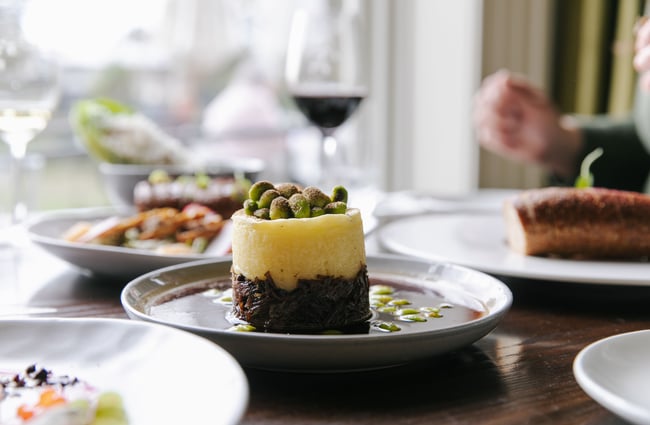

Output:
xmin=364 ymin=0 xmax=484 ymax=194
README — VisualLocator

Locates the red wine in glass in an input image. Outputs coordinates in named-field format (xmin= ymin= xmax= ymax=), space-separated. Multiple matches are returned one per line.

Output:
xmin=290 ymin=86 xmax=366 ymax=188
xmin=291 ymin=92 xmax=365 ymax=136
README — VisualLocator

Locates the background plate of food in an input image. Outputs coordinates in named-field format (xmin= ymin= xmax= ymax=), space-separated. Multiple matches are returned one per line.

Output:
xmin=377 ymin=188 xmax=650 ymax=285
xmin=0 ymin=317 xmax=248 ymax=425
xmin=27 ymin=206 xmax=233 ymax=279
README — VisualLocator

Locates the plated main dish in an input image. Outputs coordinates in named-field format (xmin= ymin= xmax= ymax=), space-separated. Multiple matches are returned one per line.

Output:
xmin=164 ymin=181 xmax=479 ymax=334
xmin=122 ymin=182 xmax=512 ymax=371
xmin=1 ymin=364 xmax=127 ymax=425
xmin=134 ymin=180 xmax=490 ymax=334
xmin=230 ymin=181 xmax=370 ymax=332
xmin=122 ymin=255 xmax=512 ymax=371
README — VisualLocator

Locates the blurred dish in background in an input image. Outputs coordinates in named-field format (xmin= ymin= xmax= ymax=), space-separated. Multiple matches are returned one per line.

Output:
xmin=27 ymin=207 xmax=234 ymax=278
xmin=69 ymin=97 xmax=193 ymax=165
xmin=99 ymin=158 xmax=263 ymax=207
xmin=68 ymin=97 xmax=265 ymax=208
xmin=378 ymin=213 xmax=650 ymax=285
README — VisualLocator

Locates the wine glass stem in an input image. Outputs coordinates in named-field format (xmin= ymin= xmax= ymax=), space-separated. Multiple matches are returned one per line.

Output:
xmin=319 ymin=134 xmax=338 ymax=189
xmin=7 ymin=135 xmax=30 ymax=225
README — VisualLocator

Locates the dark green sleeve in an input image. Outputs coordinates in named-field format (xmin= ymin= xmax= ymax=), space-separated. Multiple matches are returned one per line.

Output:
xmin=634 ymin=82 xmax=650 ymax=155
xmin=550 ymin=115 xmax=650 ymax=192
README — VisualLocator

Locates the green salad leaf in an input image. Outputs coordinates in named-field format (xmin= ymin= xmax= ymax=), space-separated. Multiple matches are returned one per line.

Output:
xmin=69 ymin=98 xmax=135 ymax=163
xmin=574 ymin=147 xmax=603 ymax=188
xmin=69 ymin=97 xmax=190 ymax=165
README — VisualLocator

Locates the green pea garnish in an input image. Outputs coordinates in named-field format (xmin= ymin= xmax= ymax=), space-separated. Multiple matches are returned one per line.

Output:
xmin=388 ymin=299 xmax=411 ymax=306
xmin=399 ymin=314 xmax=427 ymax=322
xmin=242 ymin=182 xmax=350 ymax=220
xmin=258 ymin=189 xmax=280 ymax=209
xmin=324 ymin=201 xmax=346 ymax=215
xmin=195 ymin=172 xmax=210 ymax=189
xmin=228 ymin=324 xmax=256 ymax=332
xmin=276 ymin=183 xmax=300 ymax=198
xmin=249 ymin=181 xmax=275 ymax=201
xmin=243 ymin=199 xmax=257 ymax=215
xmin=254 ymin=208 xmax=270 ymax=220
xmin=377 ymin=306 xmax=397 ymax=314
xmin=373 ymin=321 xmax=401 ymax=332
xmin=321 ymin=329 xmax=343 ymax=335
xmin=370 ymin=285 xmax=395 ymax=295
xmin=289 ymin=193 xmax=311 ymax=218
xmin=396 ymin=308 xmax=419 ymax=316
xmin=310 ymin=207 xmax=325 ymax=217
xmin=371 ymin=295 xmax=393 ymax=304
xmin=331 ymin=185 xmax=348 ymax=203
xmin=302 ymin=186 xmax=331 ymax=208
xmin=269 ymin=196 xmax=291 ymax=220
xmin=148 ymin=169 xmax=171 ymax=184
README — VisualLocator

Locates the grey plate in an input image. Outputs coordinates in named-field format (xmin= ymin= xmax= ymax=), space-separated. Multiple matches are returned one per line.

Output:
xmin=27 ymin=207 xmax=227 ymax=279
xmin=121 ymin=254 xmax=512 ymax=372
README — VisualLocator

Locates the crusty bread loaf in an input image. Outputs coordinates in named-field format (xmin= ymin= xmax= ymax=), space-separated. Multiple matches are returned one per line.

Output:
xmin=503 ymin=187 xmax=650 ymax=258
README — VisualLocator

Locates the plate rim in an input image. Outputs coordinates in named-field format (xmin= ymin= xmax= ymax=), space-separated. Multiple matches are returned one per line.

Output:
xmin=378 ymin=213 xmax=650 ymax=286
xmin=573 ymin=329 xmax=650 ymax=424
xmin=121 ymin=254 xmax=512 ymax=342
xmin=25 ymin=207 xmax=232 ymax=278
xmin=0 ymin=316 xmax=249 ymax=425
xmin=120 ymin=254 xmax=513 ymax=370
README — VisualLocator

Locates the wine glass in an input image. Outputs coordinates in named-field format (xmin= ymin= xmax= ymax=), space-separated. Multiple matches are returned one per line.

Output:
xmin=0 ymin=1 xmax=59 ymax=227
xmin=285 ymin=1 xmax=367 ymax=189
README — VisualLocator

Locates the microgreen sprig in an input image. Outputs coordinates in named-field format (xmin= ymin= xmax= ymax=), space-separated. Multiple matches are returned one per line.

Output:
xmin=574 ymin=147 xmax=604 ymax=188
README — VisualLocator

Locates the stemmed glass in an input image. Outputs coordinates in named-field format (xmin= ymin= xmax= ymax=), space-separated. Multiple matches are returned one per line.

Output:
xmin=0 ymin=0 xmax=59 ymax=227
xmin=285 ymin=1 xmax=367 ymax=189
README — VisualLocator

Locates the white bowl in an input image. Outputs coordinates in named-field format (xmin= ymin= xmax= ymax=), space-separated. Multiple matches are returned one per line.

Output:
xmin=98 ymin=158 xmax=264 ymax=207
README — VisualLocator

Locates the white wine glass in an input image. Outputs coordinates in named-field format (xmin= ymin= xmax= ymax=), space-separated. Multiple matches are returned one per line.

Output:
xmin=0 ymin=0 xmax=59 ymax=226
xmin=285 ymin=0 xmax=367 ymax=189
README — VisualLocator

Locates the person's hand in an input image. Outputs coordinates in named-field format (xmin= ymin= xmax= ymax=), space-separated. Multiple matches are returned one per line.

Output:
xmin=634 ymin=16 xmax=650 ymax=92
xmin=473 ymin=70 xmax=583 ymax=179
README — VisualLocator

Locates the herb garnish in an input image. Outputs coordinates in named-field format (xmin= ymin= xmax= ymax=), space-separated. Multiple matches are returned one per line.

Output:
xmin=574 ymin=147 xmax=604 ymax=188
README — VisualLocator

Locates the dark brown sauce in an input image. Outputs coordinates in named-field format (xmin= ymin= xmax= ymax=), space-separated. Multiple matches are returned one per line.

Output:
xmin=148 ymin=275 xmax=487 ymax=335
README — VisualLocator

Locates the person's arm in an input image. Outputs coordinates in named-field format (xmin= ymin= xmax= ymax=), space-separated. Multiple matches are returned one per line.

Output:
xmin=474 ymin=70 xmax=650 ymax=191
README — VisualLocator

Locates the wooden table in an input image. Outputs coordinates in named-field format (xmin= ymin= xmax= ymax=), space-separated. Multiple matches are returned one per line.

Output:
xmin=1 ymin=235 xmax=648 ymax=425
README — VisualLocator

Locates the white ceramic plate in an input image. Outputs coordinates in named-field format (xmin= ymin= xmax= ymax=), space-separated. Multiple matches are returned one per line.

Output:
xmin=574 ymin=330 xmax=650 ymax=425
xmin=378 ymin=214 xmax=650 ymax=285
xmin=121 ymin=254 xmax=512 ymax=372
xmin=0 ymin=317 xmax=248 ymax=425
xmin=26 ymin=208 xmax=232 ymax=279
xmin=372 ymin=188 xmax=518 ymax=219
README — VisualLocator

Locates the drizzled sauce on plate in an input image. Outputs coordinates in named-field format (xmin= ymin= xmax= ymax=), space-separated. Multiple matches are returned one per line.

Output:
xmin=148 ymin=274 xmax=487 ymax=335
